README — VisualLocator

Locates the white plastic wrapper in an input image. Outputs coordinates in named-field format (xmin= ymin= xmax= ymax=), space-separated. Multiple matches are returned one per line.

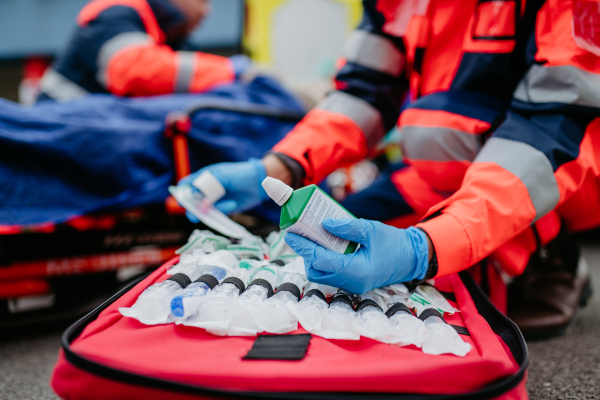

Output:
xmin=169 ymin=184 xmax=253 ymax=239
xmin=415 ymin=285 xmax=459 ymax=315
xmin=252 ymin=291 xmax=299 ymax=334
xmin=387 ymin=283 xmax=410 ymax=298
xmin=388 ymin=312 xmax=426 ymax=348
xmin=354 ymin=306 xmax=398 ymax=344
xmin=280 ymin=256 xmax=306 ymax=280
xmin=168 ymin=250 xmax=238 ymax=276
xmin=225 ymin=244 xmax=264 ymax=260
xmin=422 ymin=316 xmax=471 ymax=357
xmin=119 ymin=280 xmax=180 ymax=325
xmin=176 ymin=230 xmax=231 ymax=254
xmin=266 ymin=230 xmax=297 ymax=261
xmin=250 ymin=272 xmax=304 ymax=334
xmin=181 ymin=283 xmax=241 ymax=336
xmin=312 ymin=298 xmax=359 ymax=340
xmin=119 ymin=264 xmax=206 ymax=325
xmin=287 ymin=294 xmax=329 ymax=332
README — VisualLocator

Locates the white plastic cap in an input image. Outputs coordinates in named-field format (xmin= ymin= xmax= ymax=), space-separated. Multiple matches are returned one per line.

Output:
xmin=192 ymin=171 xmax=226 ymax=203
xmin=262 ymin=177 xmax=293 ymax=206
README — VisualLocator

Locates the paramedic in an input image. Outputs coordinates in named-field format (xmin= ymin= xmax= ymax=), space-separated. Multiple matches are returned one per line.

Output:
xmin=38 ymin=0 xmax=249 ymax=102
xmin=180 ymin=0 xmax=599 ymax=336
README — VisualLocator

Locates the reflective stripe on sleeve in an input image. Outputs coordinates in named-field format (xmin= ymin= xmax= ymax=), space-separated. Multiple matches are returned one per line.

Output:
xmin=401 ymin=126 xmax=482 ymax=162
xmin=96 ymin=31 xmax=153 ymax=87
xmin=39 ymin=68 xmax=89 ymax=102
xmin=514 ymin=64 xmax=600 ymax=108
xmin=173 ymin=51 xmax=196 ymax=92
xmin=475 ymin=137 xmax=560 ymax=221
xmin=342 ymin=30 xmax=405 ymax=77
xmin=317 ymin=91 xmax=386 ymax=149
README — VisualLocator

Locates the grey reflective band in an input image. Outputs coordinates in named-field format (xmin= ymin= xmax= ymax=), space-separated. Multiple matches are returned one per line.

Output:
xmin=174 ymin=51 xmax=196 ymax=92
xmin=401 ymin=126 xmax=482 ymax=162
xmin=96 ymin=31 xmax=153 ymax=87
xmin=475 ymin=137 xmax=560 ymax=222
xmin=514 ymin=64 xmax=600 ymax=108
xmin=342 ymin=30 xmax=405 ymax=76
xmin=39 ymin=68 xmax=89 ymax=102
xmin=317 ymin=91 xmax=385 ymax=149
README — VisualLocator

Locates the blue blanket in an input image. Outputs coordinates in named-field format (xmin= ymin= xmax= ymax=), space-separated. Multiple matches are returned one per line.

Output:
xmin=0 ymin=77 xmax=303 ymax=226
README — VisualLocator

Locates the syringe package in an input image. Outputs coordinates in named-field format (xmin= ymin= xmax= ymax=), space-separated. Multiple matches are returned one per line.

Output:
xmin=52 ymin=231 xmax=529 ymax=400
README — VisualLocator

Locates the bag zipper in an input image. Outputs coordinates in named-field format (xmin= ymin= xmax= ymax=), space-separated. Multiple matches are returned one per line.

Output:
xmin=61 ymin=271 xmax=528 ymax=400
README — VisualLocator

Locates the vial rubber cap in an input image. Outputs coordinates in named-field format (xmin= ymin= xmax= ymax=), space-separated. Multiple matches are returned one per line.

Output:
xmin=192 ymin=171 xmax=226 ymax=203
xmin=262 ymin=177 xmax=293 ymax=206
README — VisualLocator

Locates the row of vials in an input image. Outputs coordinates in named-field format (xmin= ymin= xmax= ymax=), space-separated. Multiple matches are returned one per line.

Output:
xmin=119 ymin=243 xmax=471 ymax=357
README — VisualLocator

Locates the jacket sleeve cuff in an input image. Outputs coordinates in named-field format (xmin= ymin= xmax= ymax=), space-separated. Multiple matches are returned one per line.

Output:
xmin=270 ymin=152 xmax=306 ymax=189
xmin=416 ymin=212 xmax=473 ymax=277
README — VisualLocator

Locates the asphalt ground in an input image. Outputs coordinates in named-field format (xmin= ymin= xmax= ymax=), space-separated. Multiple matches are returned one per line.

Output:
xmin=1 ymin=246 xmax=599 ymax=400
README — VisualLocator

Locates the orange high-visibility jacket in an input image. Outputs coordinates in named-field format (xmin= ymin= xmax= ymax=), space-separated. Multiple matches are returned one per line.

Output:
xmin=273 ymin=0 xmax=600 ymax=277
xmin=39 ymin=0 xmax=235 ymax=101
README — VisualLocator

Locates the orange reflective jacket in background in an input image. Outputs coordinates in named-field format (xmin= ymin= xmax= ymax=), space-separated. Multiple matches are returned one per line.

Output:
xmin=39 ymin=0 xmax=234 ymax=101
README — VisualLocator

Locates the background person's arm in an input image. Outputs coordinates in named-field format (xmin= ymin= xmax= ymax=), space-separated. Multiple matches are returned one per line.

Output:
xmin=81 ymin=5 xmax=235 ymax=97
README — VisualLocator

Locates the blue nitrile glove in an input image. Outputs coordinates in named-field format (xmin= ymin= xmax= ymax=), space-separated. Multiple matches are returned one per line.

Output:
xmin=284 ymin=218 xmax=430 ymax=294
xmin=229 ymin=55 xmax=253 ymax=79
xmin=178 ymin=158 xmax=268 ymax=220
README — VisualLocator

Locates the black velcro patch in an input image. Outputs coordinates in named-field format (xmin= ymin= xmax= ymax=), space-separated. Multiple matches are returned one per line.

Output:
xmin=243 ymin=334 xmax=311 ymax=361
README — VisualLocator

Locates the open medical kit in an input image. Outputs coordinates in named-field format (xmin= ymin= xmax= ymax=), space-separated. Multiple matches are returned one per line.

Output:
xmin=51 ymin=228 xmax=529 ymax=400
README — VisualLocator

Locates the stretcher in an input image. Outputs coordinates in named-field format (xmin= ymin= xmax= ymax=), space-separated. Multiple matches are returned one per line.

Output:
xmin=50 ymin=256 xmax=529 ymax=400
xmin=0 ymin=97 xmax=304 ymax=329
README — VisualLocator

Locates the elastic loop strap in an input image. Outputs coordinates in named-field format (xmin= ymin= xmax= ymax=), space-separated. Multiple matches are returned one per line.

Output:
xmin=248 ymin=279 xmax=274 ymax=298
xmin=304 ymin=289 xmax=326 ymax=302
xmin=167 ymin=273 xmax=192 ymax=289
xmin=330 ymin=294 xmax=353 ymax=307
xmin=195 ymin=274 xmax=219 ymax=290
xmin=269 ymin=259 xmax=286 ymax=267
xmin=418 ymin=308 xmax=446 ymax=322
xmin=385 ymin=302 xmax=412 ymax=317
xmin=355 ymin=299 xmax=383 ymax=312
xmin=276 ymin=283 xmax=301 ymax=301
xmin=450 ymin=324 xmax=470 ymax=336
xmin=221 ymin=277 xmax=245 ymax=295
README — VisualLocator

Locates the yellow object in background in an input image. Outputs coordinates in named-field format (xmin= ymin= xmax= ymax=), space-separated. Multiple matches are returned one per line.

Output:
xmin=244 ymin=0 xmax=362 ymax=81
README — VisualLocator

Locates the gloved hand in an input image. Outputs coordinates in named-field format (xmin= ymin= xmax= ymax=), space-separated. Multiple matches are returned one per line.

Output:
xmin=178 ymin=158 xmax=268 ymax=219
xmin=229 ymin=55 xmax=253 ymax=79
xmin=229 ymin=54 xmax=282 ymax=83
xmin=284 ymin=218 xmax=430 ymax=294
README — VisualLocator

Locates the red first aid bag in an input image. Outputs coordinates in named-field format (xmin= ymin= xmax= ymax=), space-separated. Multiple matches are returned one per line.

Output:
xmin=51 ymin=257 xmax=529 ymax=400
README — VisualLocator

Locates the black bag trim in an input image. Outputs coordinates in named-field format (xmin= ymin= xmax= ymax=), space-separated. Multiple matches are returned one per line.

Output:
xmin=61 ymin=270 xmax=528 ymax=400
xmin=195 ymin=274 xmax=219 ymax=290
xmin=221 ymin=277 xmax=245 ymax=295
xmin=355 ymin=299 xmax=383 ymax=313
xmin=276 ymin=283 xmax=301 ymax=301
xmin=247 ymin=279 xmax=274 ymax=298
